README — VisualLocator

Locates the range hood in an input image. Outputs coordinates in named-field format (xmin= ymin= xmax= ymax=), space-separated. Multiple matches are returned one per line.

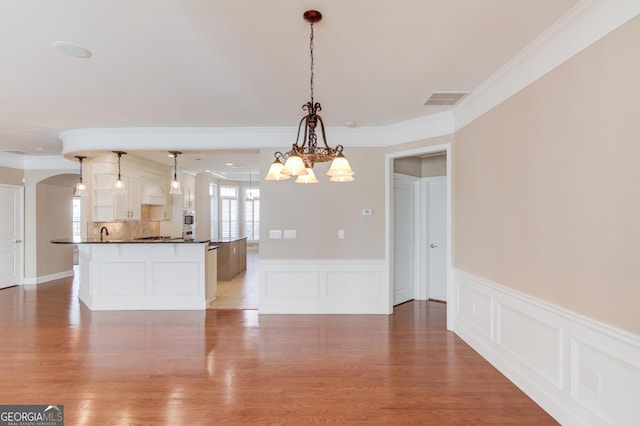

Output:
xmin=142 ymin=180 xmax=167 ymax=205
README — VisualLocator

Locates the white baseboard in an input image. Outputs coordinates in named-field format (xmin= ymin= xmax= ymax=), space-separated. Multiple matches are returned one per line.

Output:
xmin=23 ymin=270 xmax=74 ymax=285
xmin=453 ymin=268 xmax=640 ymax=426
xmin=258 ymin=259 xmax=389 ymax=314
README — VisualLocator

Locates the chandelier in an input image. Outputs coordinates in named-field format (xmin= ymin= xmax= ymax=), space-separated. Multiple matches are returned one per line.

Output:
xmin=265 ymin=10 xmax=354 ymax=184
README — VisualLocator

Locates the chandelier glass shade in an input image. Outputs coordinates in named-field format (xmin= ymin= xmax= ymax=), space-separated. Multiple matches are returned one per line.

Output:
xmin=113 ymin=151 xmax=127 ymax=194
xmin=295 ymin=166 xmax=318 ymax=184
xmin=74 ymin=155 xmax=88 ymax=197
xmin=264 ymin=157 xmax=292 ymax=181
xmin=265 ymin=10 xmax=354 ymax=184
xmin=169 ymin=151 xmax=182 ymax=195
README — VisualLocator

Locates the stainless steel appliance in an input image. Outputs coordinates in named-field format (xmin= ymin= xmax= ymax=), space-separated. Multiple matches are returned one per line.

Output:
xmin=182 ymin=209 xmax=195 ymax=240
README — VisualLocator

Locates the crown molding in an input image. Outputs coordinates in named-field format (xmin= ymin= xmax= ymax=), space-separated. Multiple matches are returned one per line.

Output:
xmin=59 ymin=113 xmax=456 ymax=154
xmin=0 ymin=151 xmax=25 ymax=169
xmin=11 ymin=0 xmax=640 ymax=171
xmin=453 ymin=0 xmax=640 ymax=131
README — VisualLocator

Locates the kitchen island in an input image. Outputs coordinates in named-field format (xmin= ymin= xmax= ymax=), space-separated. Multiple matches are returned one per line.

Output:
xmin=211 ymin=237 xmax=247 ymax=280
xmin=52 ymin=238 xmax=215 ymax=310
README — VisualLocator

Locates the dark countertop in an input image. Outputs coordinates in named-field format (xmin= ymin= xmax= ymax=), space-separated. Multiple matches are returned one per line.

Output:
xmin=51 ymin=238 xmax=211 ymax=244
xmin=209 ymin=237 xmax=248 ymax=243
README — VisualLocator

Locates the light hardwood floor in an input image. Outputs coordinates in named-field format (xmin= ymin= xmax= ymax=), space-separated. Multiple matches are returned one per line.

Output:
xmin=0 ymin=271 xmax=557 ymax=425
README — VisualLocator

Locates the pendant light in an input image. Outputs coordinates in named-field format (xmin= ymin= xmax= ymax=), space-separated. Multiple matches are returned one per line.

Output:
xmin=74 ymin=155 xmax=88 ymax=196
xmin=265 ymin=10 xmax=354 ymax=183
xmin=113 ymin=151 xmax=127 ymax=194
xmin=169 ymin=151 xmax=182 ymax=195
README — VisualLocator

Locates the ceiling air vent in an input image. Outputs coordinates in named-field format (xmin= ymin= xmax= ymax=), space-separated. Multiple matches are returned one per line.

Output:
xmin=424 ymin=92 xmax=468 ymax=106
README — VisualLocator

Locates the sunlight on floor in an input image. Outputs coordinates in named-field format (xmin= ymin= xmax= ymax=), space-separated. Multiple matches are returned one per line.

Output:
xmin=209 ymin=250 xmax=258 ymax=310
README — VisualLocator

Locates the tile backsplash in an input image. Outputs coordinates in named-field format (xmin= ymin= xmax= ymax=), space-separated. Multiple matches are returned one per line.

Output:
xmin=89 ymin=205 xmax=161 ymax=240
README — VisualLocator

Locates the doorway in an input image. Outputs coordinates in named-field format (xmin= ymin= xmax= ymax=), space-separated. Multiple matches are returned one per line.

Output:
xmin=0 ymin=184 xmax=24 ymax=289
xmin=386 ymin=144 xmax=452 ymax=328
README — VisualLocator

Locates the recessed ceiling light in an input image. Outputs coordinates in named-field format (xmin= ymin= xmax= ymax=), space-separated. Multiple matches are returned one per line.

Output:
xmin=53 ymin=41 xmax=92 ymax=58
xmin=35 ymin=147 xmax=44 ymax=151
xmin=225 ymin=163 xmax=234 ymax=166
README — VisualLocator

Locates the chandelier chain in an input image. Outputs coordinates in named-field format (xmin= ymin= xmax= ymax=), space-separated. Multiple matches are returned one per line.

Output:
xmin=309 ymin=21 xmax=315 ymax=105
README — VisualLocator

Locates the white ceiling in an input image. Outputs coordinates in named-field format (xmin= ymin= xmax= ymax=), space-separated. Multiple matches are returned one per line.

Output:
xmin=0 ymin=0 xmax=582 ymax=176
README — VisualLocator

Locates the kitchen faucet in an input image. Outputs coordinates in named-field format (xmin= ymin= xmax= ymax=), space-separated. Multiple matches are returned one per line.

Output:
xmin=100 ymin=226 xmax=109 ymax=241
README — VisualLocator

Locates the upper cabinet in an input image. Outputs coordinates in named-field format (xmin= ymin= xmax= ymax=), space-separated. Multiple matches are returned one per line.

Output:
xmin=114 ymin=177 xmax=141 ymax=221
xmin=88 ymin=154 xmax=173 ymax=223
xmin=92 ymin=174 xmax=141 ymax=222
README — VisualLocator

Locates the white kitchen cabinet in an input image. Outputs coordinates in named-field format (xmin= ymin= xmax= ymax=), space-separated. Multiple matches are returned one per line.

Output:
xmin=92 ymin=173 xmax=141 ymax=221
xmin=92 ymin=173 xmax=116 ymax=222
xmin=114 ymin=177 xmax=141 ymax=221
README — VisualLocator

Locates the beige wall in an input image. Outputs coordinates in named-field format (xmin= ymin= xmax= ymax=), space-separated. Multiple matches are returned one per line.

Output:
xmin=36 ymin=177 xmax=75 ymax=277
xmin=454 ymin=15 xmax=640 ymax=334
xmin=394 ymin=157 xmax=422 ymax=177
xmin=23 ymin=170 xmax=78 ymax=278
xmin=259 ymin=147 xmax=385 ymax=260
xmin=0 ymin=165 xmax=24 ymax=186
xmin=421 ymin=155 xmax=446 ymax=177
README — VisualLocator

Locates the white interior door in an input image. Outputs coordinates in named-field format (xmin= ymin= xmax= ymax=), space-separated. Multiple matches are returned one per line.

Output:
xmin=427 ymin=177 xmax=447 ymax=301
xmin=393 ymin=174 xmax=418 ymax=305
xmin=0 ymin=185 xmax=23 ymax=289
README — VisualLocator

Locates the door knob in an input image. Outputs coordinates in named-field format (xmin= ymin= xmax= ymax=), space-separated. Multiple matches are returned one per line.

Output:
xmin=15 ymin=239 xmax=22 ymax=243
xmin=430 ymin=243 xmax=437 ymax=248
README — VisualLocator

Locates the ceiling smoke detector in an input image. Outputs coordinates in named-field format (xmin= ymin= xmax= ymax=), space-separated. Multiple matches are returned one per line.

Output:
xmin=424 ymin=92 xmax=469 ymax=106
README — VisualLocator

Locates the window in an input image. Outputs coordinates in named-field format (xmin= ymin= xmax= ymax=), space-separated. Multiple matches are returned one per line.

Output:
xmin=210 ymin=183 xmax=218 ymax=240
xmin=220 ymin=186 xmax=238 ymax=240
xmin=244 ymin=188 xmax=260 ymax=241
xmin=72 ymin=197 xmax=81 ymax=239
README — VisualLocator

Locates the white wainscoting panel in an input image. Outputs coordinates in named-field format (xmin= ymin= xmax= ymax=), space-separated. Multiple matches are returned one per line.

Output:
xmin=454 ymin=269 xmax=640 ymax=426
xmin=496 ymin=303 xmax=562 ymax=389
xmin=77 ymin=243 xmax=207 ymax=310
xmin=259 ymin=260 xmax=387 ymax=314
xmin=151 ymin=261 xmax=200 ymax=295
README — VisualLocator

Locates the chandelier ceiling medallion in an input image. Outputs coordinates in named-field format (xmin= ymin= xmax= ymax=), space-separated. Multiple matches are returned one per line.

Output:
xmin=265 ymin=10 xmax=354 ymax=184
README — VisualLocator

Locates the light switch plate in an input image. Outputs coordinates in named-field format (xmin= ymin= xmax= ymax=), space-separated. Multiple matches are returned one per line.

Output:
xmin=284 ymin=229 xmax=296 ymax=239
xmin=362 ymin=208 xmax=373 ymax=216
xmin=338 ymin=229 xmax=345 ymax=239
xmin=269 ymin=230 xmax=282 ymax=239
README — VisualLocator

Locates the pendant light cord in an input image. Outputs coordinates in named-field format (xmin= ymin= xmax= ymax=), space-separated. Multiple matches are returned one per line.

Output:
xmin=173 ymin=153 xmax=178 ymax=180
xmin=117 ymin=153 xmax=122 ymax=181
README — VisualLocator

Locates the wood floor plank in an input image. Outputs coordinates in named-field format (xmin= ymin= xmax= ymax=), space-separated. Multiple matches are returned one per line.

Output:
xmin=0 ymin=274 xmax=558 ymax=425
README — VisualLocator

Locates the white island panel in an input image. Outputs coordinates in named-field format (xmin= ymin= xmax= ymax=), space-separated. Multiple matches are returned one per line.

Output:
xmin=97 ymin=262 xmax=147 ymax=295
xmin=78 ymin=242 xmax=208 ymax=310
xmin=151 ymin=261 xmax=201 ymax=295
